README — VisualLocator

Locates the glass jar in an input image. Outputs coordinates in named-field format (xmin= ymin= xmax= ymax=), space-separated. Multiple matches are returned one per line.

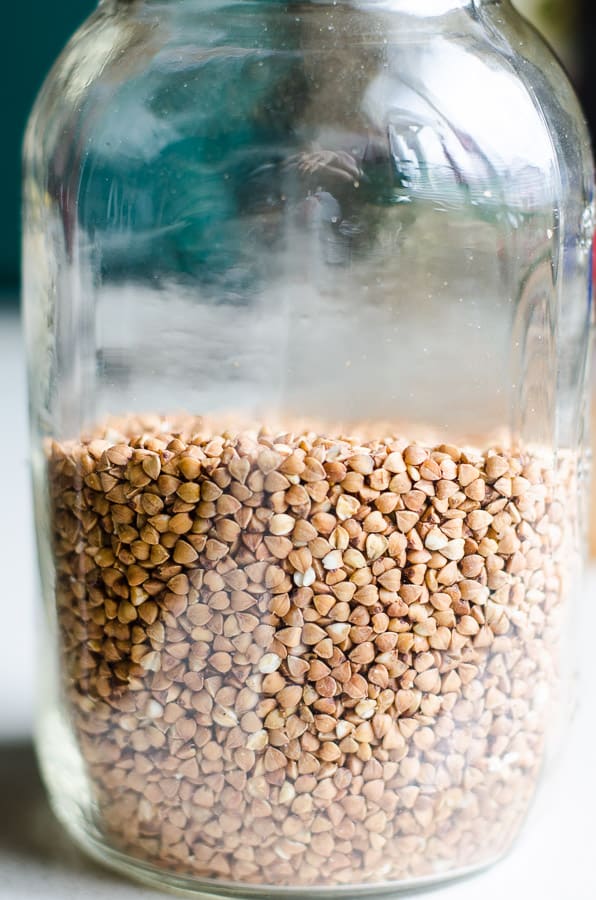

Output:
xmin=23 ymin=0 xmax=594 ymax=895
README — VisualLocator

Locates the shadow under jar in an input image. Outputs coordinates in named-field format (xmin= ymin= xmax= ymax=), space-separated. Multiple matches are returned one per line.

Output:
xmin=23 ymin=0 xmax=594 ymax=895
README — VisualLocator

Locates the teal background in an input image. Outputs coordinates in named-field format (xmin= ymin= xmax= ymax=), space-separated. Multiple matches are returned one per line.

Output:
xmin=3 ymin=2 xmax=95 ymax=295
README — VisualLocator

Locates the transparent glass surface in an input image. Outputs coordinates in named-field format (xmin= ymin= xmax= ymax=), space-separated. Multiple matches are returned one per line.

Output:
xmin=23 ymin=0 xmax=594 ymax=894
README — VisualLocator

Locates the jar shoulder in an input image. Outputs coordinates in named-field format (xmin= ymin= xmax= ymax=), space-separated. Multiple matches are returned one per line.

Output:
xmin=24 ymin=3 xmax=593 ymax=201
xmin=478 ymin=2 xmax=593 ymax=192
xmin=23 ymin=7 xmax=155 ymax=176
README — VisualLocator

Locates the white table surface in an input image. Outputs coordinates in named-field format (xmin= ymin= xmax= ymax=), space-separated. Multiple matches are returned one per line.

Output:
xmin=1 ymin=304 xmax=595 ymax=899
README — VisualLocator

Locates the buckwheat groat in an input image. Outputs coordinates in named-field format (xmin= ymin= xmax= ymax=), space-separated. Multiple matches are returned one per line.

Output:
xmin=48 ymin=416 xmax=575 ymax=886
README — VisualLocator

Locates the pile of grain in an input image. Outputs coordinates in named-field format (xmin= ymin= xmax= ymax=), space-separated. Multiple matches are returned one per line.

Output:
xmin=47 ymin=416 xmax=575 ymax=886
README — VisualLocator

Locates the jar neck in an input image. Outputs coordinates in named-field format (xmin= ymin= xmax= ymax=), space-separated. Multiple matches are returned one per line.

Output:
xmin=111 ymin=0 xmax=494 ymax=9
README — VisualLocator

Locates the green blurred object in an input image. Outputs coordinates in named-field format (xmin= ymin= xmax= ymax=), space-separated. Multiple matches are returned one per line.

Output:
xmin=2 ymin=1 xmax=94 ymax=294
xmin=514 ymin=0 xmax=579 ymax=73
